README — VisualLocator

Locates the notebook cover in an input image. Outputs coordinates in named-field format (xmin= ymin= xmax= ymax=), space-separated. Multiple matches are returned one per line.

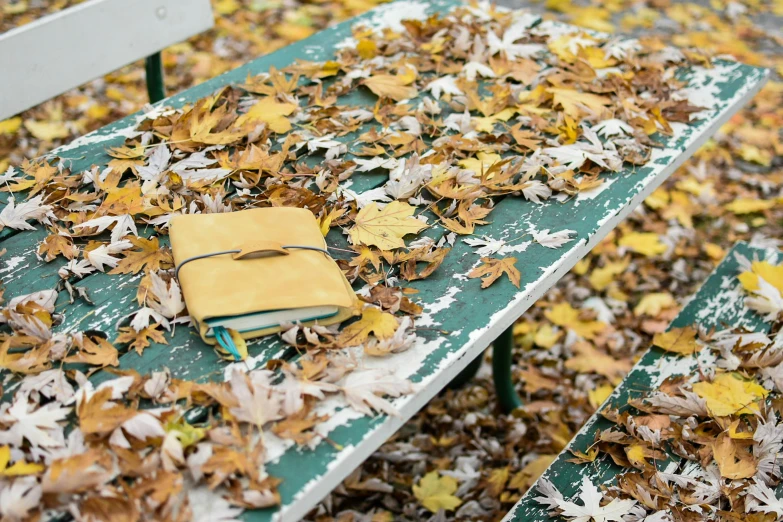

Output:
xmin=169 ymin=207 xmax=357 ymax=343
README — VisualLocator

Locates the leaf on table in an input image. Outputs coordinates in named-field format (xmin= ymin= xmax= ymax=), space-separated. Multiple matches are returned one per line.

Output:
xmin=362 ymin=70 xmax=417 ymax=102
xmin=653 ymin=327 xmax=701 ymax=355
xmin=77 ymin=387 xmax=136 ymax=436
xmin=73 ymin=214 xmax=138 ymax=244
xmin=532 ymin=228 xmax=576 ymax=249
xmin=711 ymin=432 xmax=756 ymax=479
xmin=64 ymin=334 xmax=119 ymax=368
xmin=37 ymin=233 xmax=77 ymax=262
xmin=693 ymin=372 xmax=768 ymax=417
xmin=341 ymin=368 xmax=415 ymax=417
xmin=0 ymin=195 xmax=53 ymax=231
xmin=0 ymin=394 xmax=70 ymax=448
xmin=549 ymin=87 xmax=612 ymax=118
xmin=236 ymin=96 xmax=297 ymax=134
xmin=338 ymin=307 xmax=399 ymax=347
xmin=0 ymin=445 xmax=44 ymax=476
xmin=349 ymin=201 xmax=427 ymax=250
xmin=468 ymin=257 xmax=521 ymax=288
xmin=110 ymin=236 xmax=173 ymax=275
xmin=115 ymin=324 xmax=168 ymax=355
xmin=413 ymin=471 xmax=463 ymax=513
xmin=552 ymin=477 xmax=637 ymax=522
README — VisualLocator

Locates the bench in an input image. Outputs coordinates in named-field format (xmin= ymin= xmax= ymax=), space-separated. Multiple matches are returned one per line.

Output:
xmin=504 ymin=241 xmax=782 ymax=520
xmin=0 ymin=0 xmax=214 ymax=119
xmin=0 ymin=0 xmax=769 ymax=520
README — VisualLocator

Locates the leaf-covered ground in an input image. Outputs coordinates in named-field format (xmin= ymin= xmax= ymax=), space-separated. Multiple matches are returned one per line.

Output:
xmin=0 ymin=0 xmax=781 ymax=521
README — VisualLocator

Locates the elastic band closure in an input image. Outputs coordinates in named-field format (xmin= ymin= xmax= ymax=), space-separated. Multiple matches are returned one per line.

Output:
xmin=175 ymin=245 xmax=331 ymax=279
xmin=213 ymin=326 xmax=241 ymax=360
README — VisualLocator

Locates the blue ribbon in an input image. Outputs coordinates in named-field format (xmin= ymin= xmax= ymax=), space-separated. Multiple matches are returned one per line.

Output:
xmin=213 ymin=326 xmax=241 ymax=361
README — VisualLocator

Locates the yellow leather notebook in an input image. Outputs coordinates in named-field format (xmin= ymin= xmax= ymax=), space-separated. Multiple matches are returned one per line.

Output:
xmin=170 ymin=208 xmax=357 ymax=351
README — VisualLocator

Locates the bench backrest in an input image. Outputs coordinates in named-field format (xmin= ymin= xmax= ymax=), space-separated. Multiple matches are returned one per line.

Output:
xmin=0 ymin=0 xmax=214 ymax=120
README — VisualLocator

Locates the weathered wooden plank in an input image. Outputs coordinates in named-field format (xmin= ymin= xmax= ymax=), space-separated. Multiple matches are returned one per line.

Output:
xmin=240 ymin=59 xmax=769 ymax=522
xmin=502 ymin=241 xmax=777 ymax=521
xmin=0 ymin=0 xmax=215 ymax=120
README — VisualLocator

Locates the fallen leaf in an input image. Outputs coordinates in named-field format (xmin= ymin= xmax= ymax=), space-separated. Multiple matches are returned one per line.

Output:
xmin=693 ymin=372 xmax=768 ymax=417
xmin=653 ymin=327 xmax=701 ymax=355
xmin=349 ymin=201 xmax=427 ymax=250
xmin=468 ymin=257 xmax=521 ymax=288
xmin=339 ymin=307 xmax=399 ymax=346
xmin=413 ymin=471 xmax=463 ymax=513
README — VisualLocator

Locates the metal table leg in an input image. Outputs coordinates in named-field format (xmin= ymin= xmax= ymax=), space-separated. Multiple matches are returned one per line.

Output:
xmin=493 ymin=325 xmax=523 ymax=413
xmin=145 ymin=52 xmax=166 ymax=103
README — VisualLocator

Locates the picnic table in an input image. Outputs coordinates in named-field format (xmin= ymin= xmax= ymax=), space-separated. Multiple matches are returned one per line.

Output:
xmin=0 ymin=0 xmax=769 ymax=520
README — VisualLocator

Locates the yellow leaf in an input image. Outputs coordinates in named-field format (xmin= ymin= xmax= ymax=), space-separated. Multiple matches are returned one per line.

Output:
xmin=508 ymin=455 xmax=555 ymax=492
xmin=653 ymin=327 xmax=701 ymax=355
xmin=711 ymin=432 xmax=756 ymax=479
xmin=693 ymin=373 xmax=768 ymax=417
xmin=569 ymin=7 xmax=615 ymax=33
xmin=545 ymin=302 xmax=606 ymax=339
xmin=357 ymin=39 xmax=378 ymax=59
xmin=633 ymin=292 xmax=676 ymax=316
xmin=349 ymin=201 xmax=427 ymax=250
xmin=534 ymin=324 xmax=562 ymax=349
xmin=0 ymin=446 xmax=44 ymax=476
xmin=588 ymin=384 xmax=614 ymax=408
xmin=738 ymin=261 xmax=783 ymax=295
xmin=646 ymin=188 xmax=671 ymax=211
xmin=458 ymin=152 xmax=502 ymax=174
xmin=413 ymin=471 xmax=463 ymax=513
xmin=625 ymin=444 xmax=647 ymax=468
xmin=472 ymin=108 xmax=517 ymax=133
xmin=0 ymin=117 xmax=22 ymax=135
xmin=738 ymin=144 xmax=772 ymax=166
xmin=572 ymin=257 xmax=590 ymax=276
xmin=588 ymin=258 xmax=630 ymax=291
xmin=618 ymin=232 xmax=667 ymax=257
xmin=215 ymin=0 xmax=240 ymax=15
xmin=24 ymin=120 xmax=69 ymax=141
xmin=549 ymin=87 xmax=611 ymax=118
xmin=704 ymin=243 xmax=725 ymax=261
xmin=468 ymin=257 xmax=521 ymax=289
xmin=725 ymin=198 xmax=776 ymax=214
xmin=338 ymin=307 xmax=399 ymax=346
xmin=362 ymin=72 xmax=417 ymax=102
xmin=236 ymin=97 xmax=297 ymax=134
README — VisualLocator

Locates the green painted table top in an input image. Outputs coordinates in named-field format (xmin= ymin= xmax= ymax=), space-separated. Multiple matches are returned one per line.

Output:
xmin=504 ymin=241 xmax=781 ymax=521
xmin=0 ymin=0 xmax=769 ymax=520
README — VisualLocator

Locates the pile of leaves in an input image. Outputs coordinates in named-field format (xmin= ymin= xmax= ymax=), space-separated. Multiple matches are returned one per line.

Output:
xmin=535 ymin=254 xmax=783 ymax=521
xmin=0 ymin=0 xmax=780 ymax=521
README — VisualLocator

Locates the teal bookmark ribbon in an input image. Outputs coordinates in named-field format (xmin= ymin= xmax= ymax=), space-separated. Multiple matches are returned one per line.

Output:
xmin=214 ymin=326 xmax=242 ymax=361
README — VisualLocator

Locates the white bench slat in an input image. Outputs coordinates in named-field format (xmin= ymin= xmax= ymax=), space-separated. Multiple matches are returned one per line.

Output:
xmin=0 ymin=0 xmax=214 ymax=120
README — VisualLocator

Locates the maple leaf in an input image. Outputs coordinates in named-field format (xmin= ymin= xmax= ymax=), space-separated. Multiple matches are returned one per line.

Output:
xmin=341 ymin=368 xmax=415 ymax=417
xmin=413 ymin=471 xmax=463 ymax=513
xmin=77 ymin=387 xmax=136 ymax=436
xmin=468 ymin=257 xmax=521 ymax=289
xmin=0 ymin=195 xmax=53 ymax=231
xmin=618 ymin=232 xmax=668 ymax=257
xmin=653 ymin=327 xmax=702 ymax=355
xmin=747 ymin=479 xmax=783 ymax=517
xmin=425 ymin=75 xmax=463 ymax=100
xmin=546 ymin=302 xmax=606 ymax=339
xmin=116 ymin=324 xmax=168 ymax=355
xmin=338 ymin=307 xmax=399 ymax=347
xmin=73 ymin=214 xmax=138 ymax=244
xmin=236 ymin=96 xmax=297 ymax=133
xmin=711 ymin=432 xmax=756 ymax=479
xmin=84 ymin=240 xmax=132 ymax=272
xmin=228 ymin=370 xmax=283 ymax=427
xmin=349 ymin=201 xmax=427 ymax=250
xmin=148 ymin=271 xmax=185 ymax=318
xmin=0 ymin=446 xmax=44 ymax=476
xmin=364 ymin=316 xmax=416 ymax=356
xmin=549 ymin=88 xmax=612 ymax=118
xmin=0 ymin=394 xmax=70 ymax=448
xmin=362 ymin=72 xmax=417 ymax=102
xmin=532 ymin=228 xmax=576 ymax=249
xmin=0 ymin=477 xmax=42 ymax=521
xmin=554 ymin=477 xmax=636 ymax=522
xmin=64 ymin=333 xmax=119 ymax=368
xmin=693 ymin=372 xmax=768 ymax=417
xmin=110 ymin=236 xmax=173 ymax=275
xmin=37 ymin=233 xmax=77 ymax=262
xmin=634 ymin=292 xmax=676 ymax=316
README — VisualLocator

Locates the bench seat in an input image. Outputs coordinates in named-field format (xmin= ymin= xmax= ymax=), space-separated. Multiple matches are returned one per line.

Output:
xmin=504 ymin=241 xmax=781 ymax=521
xmin=0 ymin=1 xmax=769 ymax=520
